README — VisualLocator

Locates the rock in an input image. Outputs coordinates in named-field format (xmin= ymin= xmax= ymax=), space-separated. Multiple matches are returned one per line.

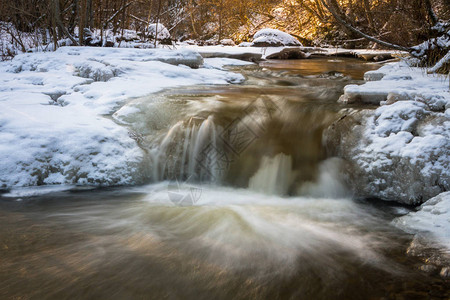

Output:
xmin=338 ymin=85 xmax=388 ymax=104
xmin=384 ymin=92 xmax=411 ymax=105
xmin=250 ymin=28 xmax=302 ymax=47
xmin=364 ymin=71 xmax=385 ymax=81
xmin=324 ymin=100 xmax=450 ymax=204
xmin=199 ymin=52 xmax=262 ymax=62
xmin=238 ymin=42 xmax=252 ymax=47
xmin=266 ymin=48 xmax=310 ymax=60
xmin=324 ymin=101 xmax=449 ymax=205
xmin=395 ymin=192 xmax=450 ymax=247
xmin=357 ymin=52 xmax=393 ymax=61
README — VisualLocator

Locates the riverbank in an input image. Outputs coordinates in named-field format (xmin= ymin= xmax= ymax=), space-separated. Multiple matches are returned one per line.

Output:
xmin=0 ymin=47 xmax=249 ymax=188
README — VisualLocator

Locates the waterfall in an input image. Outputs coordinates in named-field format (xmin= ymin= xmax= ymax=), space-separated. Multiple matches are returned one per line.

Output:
xmin=145 ymin=115 xmax=224 ymax=182
xmin=248 ymin=153 xmax=294 ymax=196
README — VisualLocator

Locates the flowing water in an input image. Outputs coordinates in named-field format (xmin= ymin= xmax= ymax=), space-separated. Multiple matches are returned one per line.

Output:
xmin=1 ymin=58 xmax=448 ymax=299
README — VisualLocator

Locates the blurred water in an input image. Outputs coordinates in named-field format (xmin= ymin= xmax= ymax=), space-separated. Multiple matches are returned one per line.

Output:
xmin=0 ymin=185 xmax=448 ymax=299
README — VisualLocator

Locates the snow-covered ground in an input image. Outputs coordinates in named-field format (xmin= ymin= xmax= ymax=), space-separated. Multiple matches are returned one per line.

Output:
xmin=0 ymin=47 xmax=249 ymax=188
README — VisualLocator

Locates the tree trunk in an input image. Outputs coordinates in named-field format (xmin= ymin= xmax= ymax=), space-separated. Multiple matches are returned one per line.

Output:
xmin=363 ymin=0 xmax=374 ymax=29
xmin=53 ymin=0 xmax=79 ymax=45
xmin=154 ymin=0 xmax=162 ymax=47
xmin=423 ymin=0 xmax=437 ymax=25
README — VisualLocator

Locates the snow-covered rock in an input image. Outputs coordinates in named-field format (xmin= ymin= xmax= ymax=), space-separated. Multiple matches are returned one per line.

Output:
xmin=251 ymin=28 xmax=302 ymax=47
xmin=147 ymin=23 xmax=171 ymax=40
xmin=220 ymin=39 xmax=235 ymax=46
xmin=325 ymin=61 xmax=450 ymax=205
xmin=394 ymin=192 xmax=450 ymax=251
xmin=0 ymin=47 xmax=245 ymax=189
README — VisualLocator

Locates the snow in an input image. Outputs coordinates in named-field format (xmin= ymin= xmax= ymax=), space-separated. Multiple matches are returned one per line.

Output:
xmin=394 ymin=192 xmax=450 ymax=251
xmin=0 ymin=46 xmax=246 ymax=189
xmin=341 ymin=61 xmax=450 ymax=107
xmin=203 ymin=57 xmax=254 ymax=69
xmin=182 ymin=44 xmax=285 ymax=59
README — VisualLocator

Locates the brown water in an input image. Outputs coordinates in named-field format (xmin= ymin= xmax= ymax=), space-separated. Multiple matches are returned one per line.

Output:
xmin=1 ymin=58 xmax=448 ymax=300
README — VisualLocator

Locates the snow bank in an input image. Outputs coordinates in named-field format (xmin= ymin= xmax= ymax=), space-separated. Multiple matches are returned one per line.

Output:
xmin=0 ymin=47 xmax=245 ymax=189
xmin=340 ymin=61 xmax=450 ymax=107
xmin=394 ymin=192 xmax=450 ymax=251
xmin=326 ymin=61 xmax=449 ymax=205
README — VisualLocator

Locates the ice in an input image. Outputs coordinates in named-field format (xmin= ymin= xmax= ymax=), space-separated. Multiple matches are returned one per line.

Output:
xmin=394 ymin=192 xmax=450 ymax=251
xmin=203 ymin=57 xmax=254 ymax=69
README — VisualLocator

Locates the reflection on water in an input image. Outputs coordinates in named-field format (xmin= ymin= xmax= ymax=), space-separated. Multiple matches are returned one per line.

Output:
xmin=1 ymin=59 xmax=448 ymax=299
xmin=259 ymin=57 xmax=381 ymax=79
xmin=0 ymin=185 xmax=448 ymax=299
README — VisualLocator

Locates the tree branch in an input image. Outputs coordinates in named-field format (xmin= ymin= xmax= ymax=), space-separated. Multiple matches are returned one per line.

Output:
xmin=428 ymin=50 xmax=450 ymax=73
xmin=319 ymin=0 xmax=412 ymax=51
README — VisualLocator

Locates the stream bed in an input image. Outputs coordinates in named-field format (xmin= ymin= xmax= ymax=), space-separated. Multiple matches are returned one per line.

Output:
xmin=1 ymin=58 xmax=448 ymax=299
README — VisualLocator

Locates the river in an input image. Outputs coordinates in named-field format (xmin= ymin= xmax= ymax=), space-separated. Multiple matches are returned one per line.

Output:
xmin=0 ymin=58 xmax=448 ymax=299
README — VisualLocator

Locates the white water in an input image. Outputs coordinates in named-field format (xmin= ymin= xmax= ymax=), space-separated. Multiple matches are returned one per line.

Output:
xmin=248 ymin=153 xmax=294 ymax=195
